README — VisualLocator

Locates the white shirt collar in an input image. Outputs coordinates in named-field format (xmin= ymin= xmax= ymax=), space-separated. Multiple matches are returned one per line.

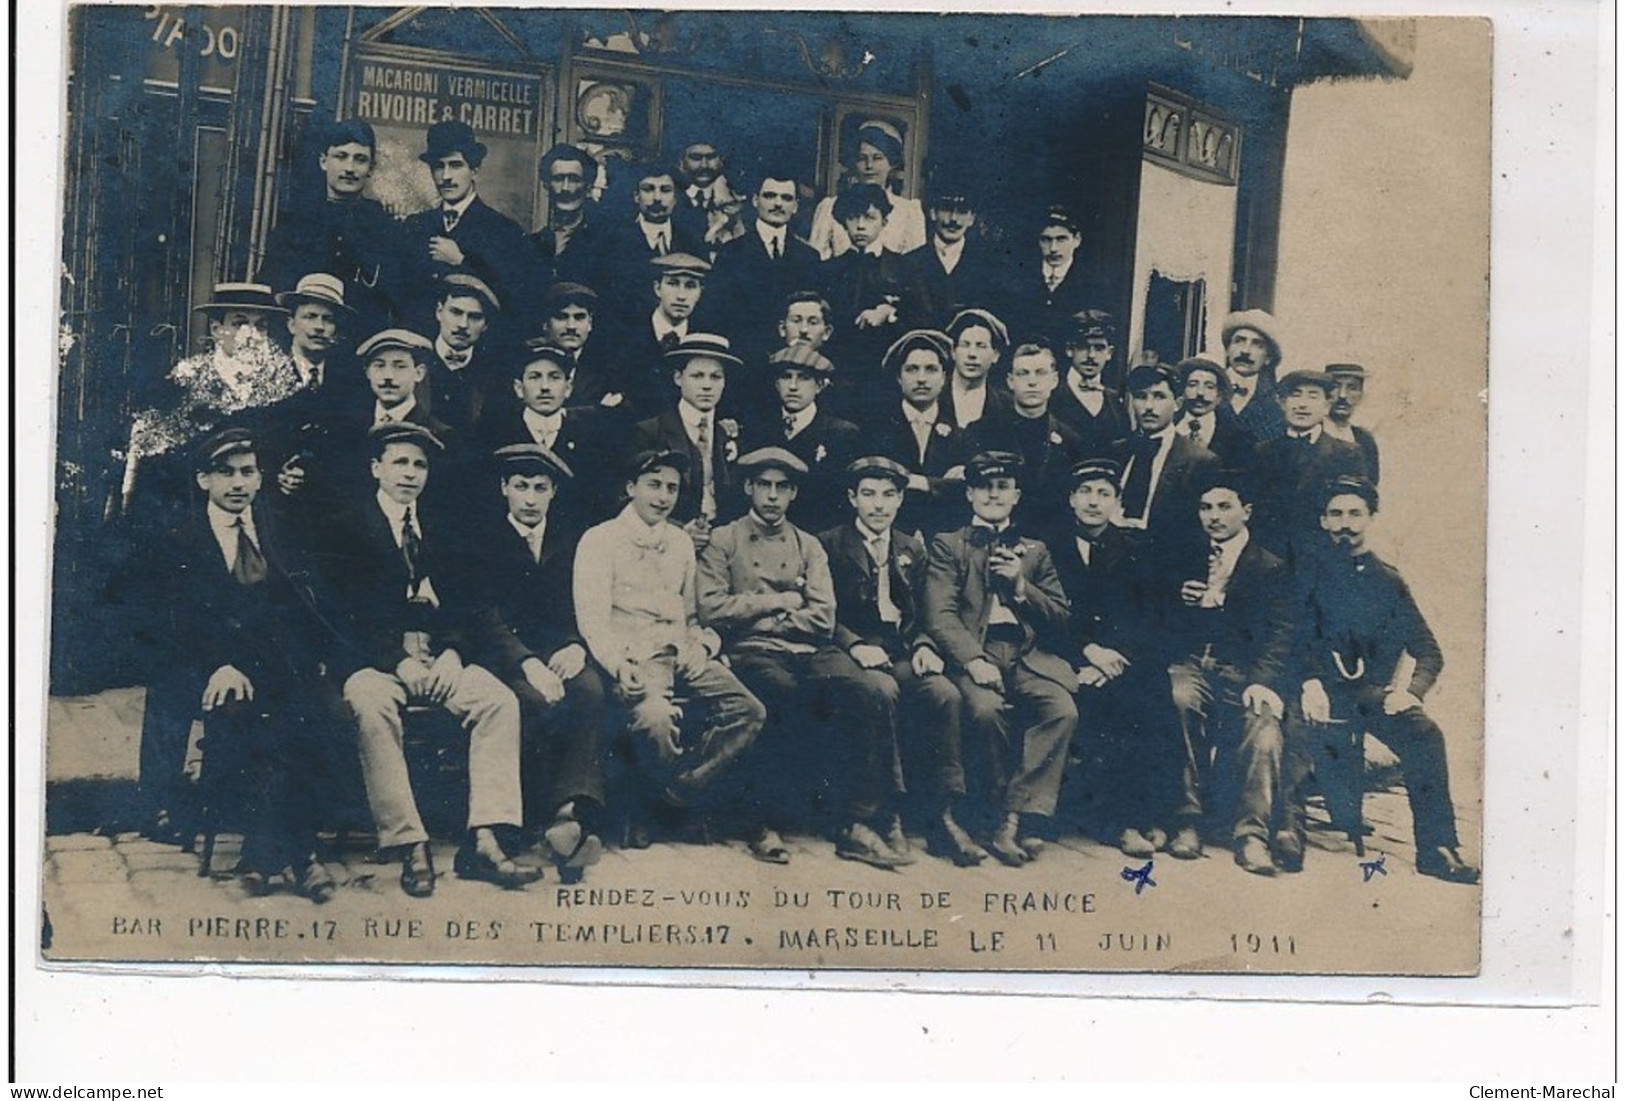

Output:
xmin=374 ymin=490 xmax=420 ymax=547
xmin=442 ymin=192 xmax=476 ymax=220
xmin=373 ymin=396 xmax=417 ymax=425
xmin=207 ymin=502 xmax=257 ymax=569
xmin=435 ymin=337 xmax=474 ymax=368
xmin=755 ymin=221 xmax=787 ymax=252
xmin=933 ymin=236 xmax=965 ymax=271
xmin=638 ymin=216 xmax=671 ymax=247
xmin=1211 ymin=526 xmax=1250 ymax=563
xmin=508 ymin=512 xmax=547 ymax=550
xmin=523 ymin=407 xmax=563 ymax=439
xmin=903 ymin=400 xmax=940 ymax=425
xmin=1043 ymin=256 xmax=1073 ymax=282
xmin=291 ymin=350 xmax=324 ymax=388
xmin=1286 ymin=424 xmax=1324 ymax=444
xmin=861 ymin=241 xmax=886 ymax=258
xmin=783 ymin=404 xmax=817 ymax=437
xmin=677 ymin=400 xmax=712 ymax=435
xmin=652 ymin=311 xmax=688 ymax=342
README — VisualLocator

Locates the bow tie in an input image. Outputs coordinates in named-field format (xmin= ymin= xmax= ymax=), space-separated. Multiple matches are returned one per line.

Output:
xmin=444 ymin=349 xmax=471 ymax=367
xmin=629 ymin=528 xmax=669 ymax=552
xmin=1232 ymin=383 xmax=1252 ymax=399
xmin=1075 ymin=380 xmax=1105 ymax=393
xmin=442 ymin=208 xmax=462 ymax=232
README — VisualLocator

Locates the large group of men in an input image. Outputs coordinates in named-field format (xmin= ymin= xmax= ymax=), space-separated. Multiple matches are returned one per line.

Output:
xmin=111 ymin=113 xmax=1478 ymax=904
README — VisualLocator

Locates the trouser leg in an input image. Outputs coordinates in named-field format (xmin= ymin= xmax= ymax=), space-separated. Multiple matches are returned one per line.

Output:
xmin=343 ymin=668 xmax=424 ymax=849
xmin=1003 ymin=662 xmax=1078 ymax=818
xmin=672 ymin=657 xmax=766 ymax=801
xmin=726 ymin=651 xmax=806 ymax=832
xmin=514 ymin=666 xmax=608 ymax=818
xmin=138 ymin=672 xmax=202 ymax=824
xmin=444 ymin=662 xmax=523 ymax=831
xmin=953 ymin=674 xmax=1010 ymax=811
xmin=1229 ymin=704 xmax=1284 ymax=843
xmin=1377 ymin=707 xmax=1463 ymax=852
xmin=896 ymin=661 xmax=965 ymax=801
xmin=1167 ymin=659 xmax=1214 ymax=822
xmin=806 ymin=648 xmax=899 ymax=824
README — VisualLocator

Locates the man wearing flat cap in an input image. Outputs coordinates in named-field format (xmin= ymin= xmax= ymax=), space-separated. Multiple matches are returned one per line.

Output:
xmin=1221 ymin=309 xmax=1288 ymax=445
xmin=533 ymin=282 xmax=627 ymax=413
xmin=922 ymin=451 xmax=1078 ymax=866
xmin=620 ymin=252 xmax=715 ymax=418
xmin=697 ymin=447 xmax=908 ymax=868
xmin=1323 ymin=362 xmax=1381 ymax=483
xmin=1251 ymin=368 xmax=1369 ymax=561
xmin=943 ymin=307 xmax=1015 ymax=433
xmin=872 ymin=328 xmax=970 ymax=538
xmin=314 ymin=420 xmax=534 ymax=897
xmin=1052 ymin=309 xmax=1131 ymax=456
xmin=421 ymin=272 xmax=503 ymax=433
xmin=1282 ymin=476 xmax=1478 ymax=883
xmin=400 ymin=119 xmax=526 ymax=325
xmin=1174 ymin=355 xmax=1258 ymax=471
xmin=120 ymin=429 xmax=345 ymax=905
xmin=1051 ymin=459 xmax=1180 ymax=856
xmin=573 ymin=448 xmax=766 ymax=850
xmin=631 ymin=332 xmax=745 ymax=541
xmin=743 ymin=343 xmax=861 ymax=535
xmin=480 ymin=341 xmax=619 ymax=534
xmin=1111 ymin=361 xmax=1219 ymax=555
xmin=458 ymin=444 xmax=609 ymax=884
xmin=819 ymin=456 xmax=981 ymax=866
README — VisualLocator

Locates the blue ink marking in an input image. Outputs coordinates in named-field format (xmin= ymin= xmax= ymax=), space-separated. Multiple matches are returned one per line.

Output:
xmin=1360 ymin=854 xmax=1387 ymax=882
xmin=1120 ymin=860 xmax=1156 ymax=894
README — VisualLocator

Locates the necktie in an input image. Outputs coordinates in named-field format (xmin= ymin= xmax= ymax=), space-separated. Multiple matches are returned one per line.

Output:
xmin=401 ymin=506 xmax=424 ymax=596
xmin=770 ymin=234 xmax=781 ymax=260
xmin=908 ymin=413 xmax=931 ymax=463
xmin=1044 ymin=268 xmax=1061 ymax=292
xmin=660 ymin=330 xmax=681 ymax=352
xmin=526 ymin=525 xmax=545 ymax=563
xmin=1074 ymin=535 xmax=1092 ymax=567
xmin=867 ymin=535 xmax=901 ymax=625
xmin=695 ymin=417 xmax=716 ymax=519
xmin=1120 ymin=437 xmax=1157 ymax=520
xmin=231 ymin=517 xmax=267 ymax=586
xmin=1185 ymin=417 xmax=1206 ymax=448
xmin=655 ymin=230 xmax=669 ymax=255
xmin=783 ymin=413 xmax=799 ymax=440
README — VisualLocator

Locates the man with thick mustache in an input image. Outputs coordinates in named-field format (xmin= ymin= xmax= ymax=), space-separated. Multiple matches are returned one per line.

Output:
xmin=1220 ymin=309 xmax=1287 ymax=445
xmin=1173 ymin=355 xmax=1257 ymax=471
xmin=1282 ymin=475 xmax=1478 ymax=884
xmin=1323 ymin=362 xmax=1382 ymax=483
xmin=603 ymin=164 xmax=706 ymax=330
xmin=524 ymin=143 xmax=606 ymax=293
xmin=710 ymin=169 xmax=820 ymax=371
xmin=904 ymin=183 xmax=1004 ymax=327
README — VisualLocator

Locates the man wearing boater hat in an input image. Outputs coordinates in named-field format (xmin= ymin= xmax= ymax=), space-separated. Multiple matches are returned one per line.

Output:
xmin=820 ymin=456 xmax=982 ymax=865
xmin=459 ymin=443 xmax=610 ymax=884
xmin=317 ymin=420 xmax=534 ymax=897
xmin=632 ymin=332 xmax=746 ymax=541
xmin=1220 ymin=308 xmax=1287 ymax=445
xmin=262 ymin=273 xmax=356 ymax=512
xmin=922 ymin=451 xmax=1078 ymax=866
xmin=698 ymin=447 xmax=908 ymax=868
xmin=400 ymin=119 xmax=526 ymax=324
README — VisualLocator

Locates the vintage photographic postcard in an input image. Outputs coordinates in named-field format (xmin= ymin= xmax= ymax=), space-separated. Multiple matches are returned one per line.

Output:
xmin=38 ymin=6 xmax=1488 ymax=976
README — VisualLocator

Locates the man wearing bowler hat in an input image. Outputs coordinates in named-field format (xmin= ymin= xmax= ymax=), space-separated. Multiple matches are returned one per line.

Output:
xmin=922 ymin=451 xmax=1078 ymax=866
xmin=400 ymin=119 xmax=525 ymax=324
xmin=820 ymin=456 xmax=982 ymax=865
xmin=460 ymin=443 xmax=610 ymax=883
xmin=631 ymin=332 xmax=745 ymax=539
xmin=698 ymin=447 xmax=908 ymax=868
xmin=315 ymin=420 xmax=534 ymax=897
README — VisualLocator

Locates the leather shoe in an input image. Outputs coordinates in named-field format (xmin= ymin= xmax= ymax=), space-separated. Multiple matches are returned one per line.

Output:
xmin=454 ymin=843 xmax=542 ymax=889
xmin=1167 ymin=826 xmax=1203 ymax=860
xmin=545 ymin=815 xmax=603 ymax=886
xmin=748 ymin=827 xmax=791 ymax=865
xmin=835 ymin=823 xmax=905 ymax=870
xmin=400 ymin=843 xmax=436 ymax=898
xmin=1416 ymin=846 xmax=1480 ymax=885
xmin=987 ymin=816 xmax=1031 ymax=867
xmin=297 ymin=858 xmax=338 ymax=904
xmin=927 ymin=811 xmax=988 ymax=867
xmin=1118 ymin=828 xmax=1158 ymax=858
xmin=1234 ymin=836 xmax=1276 ymax=876
xmin=1271 ymin=830 xmax=1305 ymax=873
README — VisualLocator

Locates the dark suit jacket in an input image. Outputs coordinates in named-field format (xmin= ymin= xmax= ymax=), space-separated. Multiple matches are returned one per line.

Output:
xmin=709 ymin=229 xmax=821 ymax=361
xmin=478 ymin=402 xmax=622 ymax=533
xmin=311 ymin=491 xmax=476 ymax=684
xmin=817 ymin=523 xmax=932 ymax=657
xmin=1051 ymin=383 xmax=1131 ymax=459
xmin=962 ymin=409 xmax=1085 ymax=542
xmin=399 ymin=196 xmax=527 ymax=325
xmin=521 ymin=207 xmax=611 ymax=300
xmin=1185 ymin=407 xmax=1260 ymax=472
xmin=744 ymin=406 xmax=861 ymax=536
xmin=900 ymin=238 xmax=1007 ymax=327
xmin=631 ymin=405 xmax=744 ymax=525
xmin=1253 ymin=430 xmax=1369 ymax=558
xmin=923 ymin=525 xmax=1074 ymax=689
xmin=615 ymin=318 xmax=694 ymax=421
xmin=1050 ymin=524 xmax=1156 ymax=664
xmin=1163 ymin=535 xmax=1291 ymax=690
xmin=1230 ymin=376 xmax=1287 ymax=445
xmin=869 ymin=401 xmax=970 ymax=538
xmin=598 ymin=217 xmax=708 ymax=330
xmin=258 ymin=194 xmax=405 ymax=330
xmin=461 ymin=516 xmax=585 ymax=682
xmin=819 ymin=248 xmax=927 ymax=422
xmin=423 ymin=347 xmax=508 ymax=435
xmin=1111 ymin=430 xmax=1219 ymax=555
xmin=1004 ymin=259 xmax=1111 ymax=345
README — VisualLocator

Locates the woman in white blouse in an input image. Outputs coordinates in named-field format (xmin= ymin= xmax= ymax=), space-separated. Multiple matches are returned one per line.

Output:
xmin=808 ymin=119 xmax=927 ymax=260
